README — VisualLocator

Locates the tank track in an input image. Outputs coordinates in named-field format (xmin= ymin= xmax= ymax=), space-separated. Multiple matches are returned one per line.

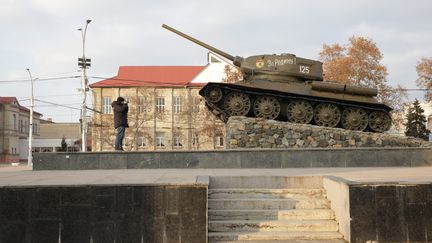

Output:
xmin=199 ymin=83 xmax=392 ymax=133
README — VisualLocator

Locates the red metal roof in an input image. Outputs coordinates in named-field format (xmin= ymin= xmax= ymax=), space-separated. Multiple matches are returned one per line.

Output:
xmin=0 ymin=97 xmax=18 ymax=104
xmin=90 ymin=66 xmax=207 ymax=88
xmin=0 ymin=96 xmax=42 ymax=115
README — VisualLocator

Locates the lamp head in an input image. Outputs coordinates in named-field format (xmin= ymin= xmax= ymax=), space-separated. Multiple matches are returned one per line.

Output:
xmin=86 ymin=19 xmax=92 ymax=24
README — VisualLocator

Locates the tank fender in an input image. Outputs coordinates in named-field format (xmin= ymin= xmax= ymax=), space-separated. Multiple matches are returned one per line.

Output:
xmin=311 ymin=81 xmax=378 ymax=97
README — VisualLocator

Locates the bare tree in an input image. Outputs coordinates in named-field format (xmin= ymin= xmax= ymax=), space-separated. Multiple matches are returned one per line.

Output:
xmin=222 ymin=65 xmax=242 ymax=83
xmin=416 ymin=57 xmax=432 ymax=102
xmin=126 ymin=88 xmax=156 ymax=151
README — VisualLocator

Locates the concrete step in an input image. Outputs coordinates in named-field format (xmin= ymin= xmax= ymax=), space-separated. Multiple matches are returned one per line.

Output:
xmin=210 ymin=176 xmax=323 ymax=189
xmin=209 ymin=219 xmax=339 ymax=232
xmin=210 ymin=240 xmax=347 ymax=243
xmin=208 ymin=231 xmax=345 ymax=241
xmin=209 ymin=209 xmax=335 ymax=221
xmin=209 ymin=198 xmax=330 ymax=210
xmin=209 ymin=188 xmax=326 ymax=199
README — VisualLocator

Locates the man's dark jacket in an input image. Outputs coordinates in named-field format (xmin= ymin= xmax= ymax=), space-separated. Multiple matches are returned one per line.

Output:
xmin=112 ymin=101 xmax=129 ymax=128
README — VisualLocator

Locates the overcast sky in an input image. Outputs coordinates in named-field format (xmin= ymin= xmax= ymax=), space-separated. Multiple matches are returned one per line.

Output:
xmin=1 ymin=0 xmax=431 ymax=122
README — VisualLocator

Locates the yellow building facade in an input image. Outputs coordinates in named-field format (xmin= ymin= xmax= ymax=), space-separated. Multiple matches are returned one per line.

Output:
xmin=91 ymin=87 xmax=225 ymax=151
xmin=90 ymin=53 xmax=233 ymax=151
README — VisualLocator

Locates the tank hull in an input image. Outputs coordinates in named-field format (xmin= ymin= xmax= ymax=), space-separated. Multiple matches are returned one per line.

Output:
xmin=199 ymin=81 xmax=392 ymax=132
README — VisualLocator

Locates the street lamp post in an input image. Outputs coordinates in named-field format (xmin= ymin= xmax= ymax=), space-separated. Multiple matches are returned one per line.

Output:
xmin=26 ymin=68 xmax=34 ymax=166
xmin=78 ymin=19 xmax=91 ymax=152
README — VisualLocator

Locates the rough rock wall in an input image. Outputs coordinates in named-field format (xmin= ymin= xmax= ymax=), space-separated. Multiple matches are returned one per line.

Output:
xmin=226 ymin=117 xmax=431 ymax=149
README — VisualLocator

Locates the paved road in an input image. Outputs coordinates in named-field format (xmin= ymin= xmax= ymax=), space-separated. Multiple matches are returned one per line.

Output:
xmin=0 ymin=164 xmax=431 ymax=187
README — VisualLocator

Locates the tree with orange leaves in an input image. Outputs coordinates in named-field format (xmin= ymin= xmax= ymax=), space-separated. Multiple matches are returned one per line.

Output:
xmin=319 ymin=36 xmax=408 ymax=129
xmin=319 ymin=36 xmax=388 ymax=88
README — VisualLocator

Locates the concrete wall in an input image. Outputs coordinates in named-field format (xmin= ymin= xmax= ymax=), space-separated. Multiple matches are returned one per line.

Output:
xmin=349 ymin=183 xmax=432 ymax=243
xmin=33 ymin=147 xmax=432 ymax=170
xmin=0 ymin=184 xmax=208 ymax=243
xmin=323 ymin=176 xmax=352 ymax=242
xmin=39 ymin=123 xmax=80 ymax=139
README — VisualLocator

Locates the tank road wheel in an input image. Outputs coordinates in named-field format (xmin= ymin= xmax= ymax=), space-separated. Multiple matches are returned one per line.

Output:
xmin=253 ymin=96 xmax=281 ymax=120
xmin=341 ymin=108 xmax=368 ymax=131
xmin=368 ymin=111 xmax=391 ymax=132
xmin=204 ymin=86 xmax=223 ymax=103
xmin=314 ymin=103 xmax=341 ymax=128
xmin=287 ymin=100 xmax=313 ymax=124
xmin=224 ymin=92 xmax=251 ymax=116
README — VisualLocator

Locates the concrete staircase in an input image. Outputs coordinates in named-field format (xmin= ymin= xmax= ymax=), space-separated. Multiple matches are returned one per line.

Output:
xmin=208 ymin=176 xmax=346 ymax=243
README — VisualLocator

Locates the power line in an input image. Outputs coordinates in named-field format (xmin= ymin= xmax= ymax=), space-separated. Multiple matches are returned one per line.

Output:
xmin=33 ymin=99 xmax=81 ymax=111
xmin=0 ymin=75 xmax=80 ymax=83
xmin=18 ymin=94 xmax=81 ymax=99
xmin=22 ymin=99 xmax=99 ymax=114
xmin=33 ymin=103 xmax=82 ymax=107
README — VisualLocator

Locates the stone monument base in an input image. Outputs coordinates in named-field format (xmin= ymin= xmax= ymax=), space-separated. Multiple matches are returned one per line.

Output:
xmin=227 ymin=117 xmax=431 ymax=149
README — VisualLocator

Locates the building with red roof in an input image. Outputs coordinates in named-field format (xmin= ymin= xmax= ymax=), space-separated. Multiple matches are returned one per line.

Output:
xmin=90 ymin=66 xmax=206 ymax=88
xmin=0 ymin=97 xmax=42 ymax=163
xmin=90 ymin=52 xmax=236 ymax=151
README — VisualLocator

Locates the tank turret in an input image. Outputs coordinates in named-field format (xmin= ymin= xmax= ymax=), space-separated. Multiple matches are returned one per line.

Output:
xmin=162 ymin=24 xmax=323 ymax=82
xmin=163 ymin=24 xmax=392 ymax=133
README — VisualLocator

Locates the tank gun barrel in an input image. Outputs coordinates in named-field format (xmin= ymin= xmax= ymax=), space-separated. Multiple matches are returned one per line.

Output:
xmin=162 ymin=24 xmax=236 ymax=62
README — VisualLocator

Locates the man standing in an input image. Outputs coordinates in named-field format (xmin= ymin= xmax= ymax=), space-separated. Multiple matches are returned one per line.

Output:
xmin=112 ymin=97 xmax=129 ymax=151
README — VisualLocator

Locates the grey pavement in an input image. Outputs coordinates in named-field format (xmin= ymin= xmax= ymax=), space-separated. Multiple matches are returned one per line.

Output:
xmin=0 ymin=165 xmax=432 ymax=187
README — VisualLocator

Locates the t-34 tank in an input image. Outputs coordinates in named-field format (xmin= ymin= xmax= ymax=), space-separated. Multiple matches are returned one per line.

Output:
xmin=163 ymin=24 xmax=392 ymax=132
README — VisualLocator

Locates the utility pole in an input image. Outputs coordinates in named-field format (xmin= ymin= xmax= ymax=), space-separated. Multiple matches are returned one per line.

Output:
xmin=78 ymin=19 xmax=92 ymax=152
xmin=26 ymin=68 xmax=34 ymax=166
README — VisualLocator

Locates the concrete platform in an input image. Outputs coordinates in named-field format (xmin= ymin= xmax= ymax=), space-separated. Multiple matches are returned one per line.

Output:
xmin=1 ymin=166 xmax=432 ymax=187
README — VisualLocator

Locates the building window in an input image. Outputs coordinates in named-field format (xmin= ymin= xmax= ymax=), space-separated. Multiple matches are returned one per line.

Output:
xmin=138 ymin=136 xmax=146 ymax=147
xmin=19 ymin=120 xmax=23 ymax=133
xmin=13 ymin=114 xmax=17 ymax=131
xmin=24 ymin=121 xmax=27 ymax=133
xmin=193 ymin=97 xmax=200 ymax=113
xmin=33 ymin=123 xmax=38 ymax=135
xmin=156 ymin=132 xmax=165 ymax=148
xmin=192 ymin=134 xmax=199 ymax=146
xmin=173 ymin=136 xmax=183 ymax=148
xmin=138 ymin=96 xmax=148 ymax=113
xmin=41 ymin=147 xmax=53 ymax=152
xmin=102 ymin=97 xmax=112 ymax=114
xmin=124 ymin=138 xmax=130 ymax=147
xmin=173 ymin=96 xmax=182 ymax=113
xmin=215 ymin=136 xmax=224 ymax=147
xmin=156 ymin=97 xmax=165 ymax=113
